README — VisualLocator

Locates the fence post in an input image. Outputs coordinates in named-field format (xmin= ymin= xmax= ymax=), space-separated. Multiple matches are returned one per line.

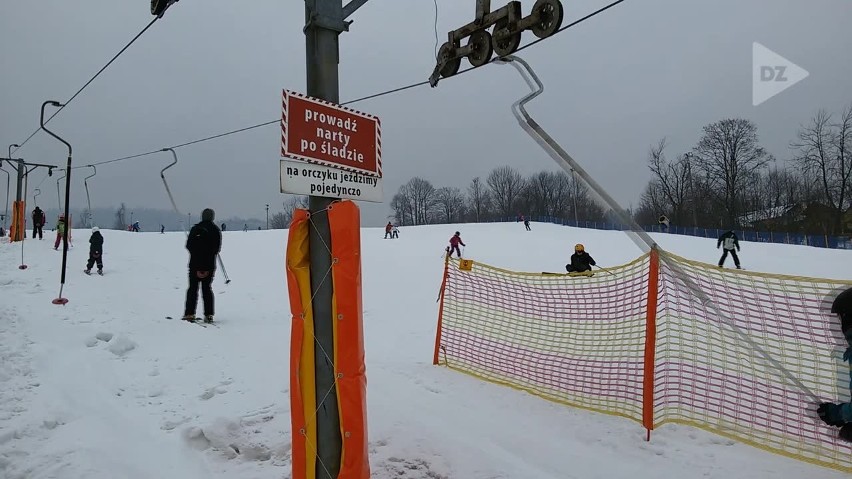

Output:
xmin=642 ymin=247 xmax=661 ymax=441
xmin=433 ymin=253 xmax=451 ymax=365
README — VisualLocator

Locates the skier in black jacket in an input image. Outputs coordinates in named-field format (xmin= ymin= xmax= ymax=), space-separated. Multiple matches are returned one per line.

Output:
xmin=717 ymin=230 xmax=741 ymax=269
xmin=566 ymin=244 xmax=596 ymax=273
xmin=183 ymin=208 xmax=222 ymax=323
xmin=84 ymin=227 xmax=104 ymax=275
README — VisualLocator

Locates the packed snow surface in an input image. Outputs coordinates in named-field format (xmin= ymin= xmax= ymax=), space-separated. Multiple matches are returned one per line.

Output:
xmin=1 ymin=221 xmax=850 ymax=478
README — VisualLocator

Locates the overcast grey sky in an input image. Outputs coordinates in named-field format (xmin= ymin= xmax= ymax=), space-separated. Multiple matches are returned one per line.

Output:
xmin=2 ymin=0 xmax=851 ymax=227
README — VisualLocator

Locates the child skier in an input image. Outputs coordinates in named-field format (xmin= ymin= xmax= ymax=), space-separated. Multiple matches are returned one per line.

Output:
xmin=391 ymin=225 xmax=399 ymax=239
xmin=447 ymin=231 xmax=465 ymax=258
xmin=384 ymin=221 xmax=393 ymax=239
xmin=53 ymin=214 xmax=66 ymax=250
xmin=85 ymin=227 xmax=104 ymax=275
xmin=566 ymin=244 xmax=596 ymax=273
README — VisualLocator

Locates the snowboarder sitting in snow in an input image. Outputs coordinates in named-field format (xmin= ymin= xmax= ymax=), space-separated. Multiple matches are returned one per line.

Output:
xmin=816 ymin=286 xmax=852 ymax=442
xmin=447 ymin=231 xmax=465 ymax=258
xmin=85 ymin=227 xmax=104 ymax=275
xmin=183 ymin=208 xmax=222 ymax=324
xmin=566 ymin=243 xmax=596 ymax=273
xmin=717 ymin=229 xmax=741 ymax=269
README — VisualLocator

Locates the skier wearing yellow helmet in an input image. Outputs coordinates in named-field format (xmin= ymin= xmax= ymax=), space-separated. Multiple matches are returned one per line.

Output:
xmin=566 ymin=243 xmax=596 ymax=273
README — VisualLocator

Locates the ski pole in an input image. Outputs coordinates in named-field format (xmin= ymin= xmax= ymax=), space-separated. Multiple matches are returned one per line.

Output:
xmin=217 ymin=254 xmax=231 ymax=284
xmin=594 ymin=264 xmax=616 ymax=276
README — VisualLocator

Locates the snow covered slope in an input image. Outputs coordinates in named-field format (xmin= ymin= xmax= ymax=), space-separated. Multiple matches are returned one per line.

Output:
xmin=0 ymin=221 xmax=849 ymax=478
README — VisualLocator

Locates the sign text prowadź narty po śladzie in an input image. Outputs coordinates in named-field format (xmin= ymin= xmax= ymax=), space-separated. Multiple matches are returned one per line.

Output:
xmin=282 ymin=91 xmax=380 ymax=177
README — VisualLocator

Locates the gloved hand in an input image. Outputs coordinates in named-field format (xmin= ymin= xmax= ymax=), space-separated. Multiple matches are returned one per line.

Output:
xmin=817 ymin=402 xmax=846 ymax=427
xmin=840 ymin=423 xmax=852 ymax=442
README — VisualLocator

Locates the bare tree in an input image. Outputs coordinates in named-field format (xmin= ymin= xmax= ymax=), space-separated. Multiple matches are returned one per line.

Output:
xmin=791 ymin=106 xmax=852 ymax=233
xmin=269 ymin=212 xmax=290 ymax=229
xmin=693 ymin=119 xmax=772 ymax=226
xmin=112 ymin=203 xmax=126 ymax=230
xmin=271 ymin=195 xmax=308 ymax=228
xmin=467 ymin=177 xmax=490 ymax=222
xmin=634 ymin=181 xmax=668 ymax=224
xmin=434 ymin=187 xmax=466 ymax=223
xmin=404 ymin=177 xmax=438 ymax=225
xmin=646 ymin=138 xmax=694 ymax=225
xmin=486 ymin=166 xmax=524 ymax=218
xmin=390 ymin=186 xmax=414 ymax=226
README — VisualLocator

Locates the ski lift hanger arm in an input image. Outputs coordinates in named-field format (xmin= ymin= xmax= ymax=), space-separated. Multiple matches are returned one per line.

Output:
xmin=160 ymin=148 xmax=178 ymax=179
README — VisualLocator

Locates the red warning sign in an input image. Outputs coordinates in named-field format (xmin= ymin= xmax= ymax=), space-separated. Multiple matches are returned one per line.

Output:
xmin=281 ymin=90 xmax=382 ymax=177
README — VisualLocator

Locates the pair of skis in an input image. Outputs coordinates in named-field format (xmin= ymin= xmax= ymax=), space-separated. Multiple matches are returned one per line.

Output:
xmin=165 ymin=316 xmax=219 ymax=328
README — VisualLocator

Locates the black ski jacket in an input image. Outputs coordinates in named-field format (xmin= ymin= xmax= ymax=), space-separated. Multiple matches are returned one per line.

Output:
xmin=568 ymin=252 xmax=596 ymax=272
xmin=186 ymin=220 xmax=222 ymax=271
xmin=89 ymin=231 xmax=103 ymax=254
xmin=717 ymin=231 xmax=740 ymax=251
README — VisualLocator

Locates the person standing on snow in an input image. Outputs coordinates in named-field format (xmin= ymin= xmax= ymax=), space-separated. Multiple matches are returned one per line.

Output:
xmin=816 ymin=286 xmax=852 ymax=442
xmin=32 ymin=206 xmax=45 ymax=240
xmin=717 ymin=229 xmax=741 ymax=269
xmin=85 ymin=227 xmax=104 ymax=275
xmin=53 ymin=214 xmax=66 ymax=250
xmin=447 ymin=231 xmax=465 ymax=258
xmin=384 ymin=221 xmax=393 ymax=239
xmin=524 ymin=218 xmax=531 ymax=231
xmin=391 ymin=225 xmax=399 ymax=239
xmin=183 ymin=208 xmax=222 ymax=323
xmin=131 ymin=221 xmax=140 ymax=232
xmin=566 ymin=243 xmax=596 ymax=273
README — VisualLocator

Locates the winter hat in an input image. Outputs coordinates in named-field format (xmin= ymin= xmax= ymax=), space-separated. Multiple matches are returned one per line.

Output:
xmin=201 ymin=208 xmax=215 ymax=222
xmin=92 ymin=226 xmax=99 ymax=232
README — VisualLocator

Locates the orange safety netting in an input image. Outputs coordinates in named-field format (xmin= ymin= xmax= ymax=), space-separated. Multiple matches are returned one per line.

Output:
xmin=435 ymin=249 xmax=852 ymax=473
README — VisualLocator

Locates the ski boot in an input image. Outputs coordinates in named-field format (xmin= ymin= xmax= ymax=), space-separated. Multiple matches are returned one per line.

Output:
xmin=84 ymin=269 xmax=91 ymax=275
xmin=182 ymin=314 xmax=197 ymax=323
xmin=203 ymin=315 xmax=214 ymax=324
xmin=97 ymin=269 xmax=103 ymax=276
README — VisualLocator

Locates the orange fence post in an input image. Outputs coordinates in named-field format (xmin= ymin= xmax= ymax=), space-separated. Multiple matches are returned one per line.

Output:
xmin=433 ymin=253 xmax=451 ymax=365
xmin=642 ymin=247 xmax=660 ymax=440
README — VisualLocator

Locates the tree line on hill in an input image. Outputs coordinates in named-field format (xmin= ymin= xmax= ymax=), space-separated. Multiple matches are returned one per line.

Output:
xmin=388 ymin=105 xmax=852 ymax=236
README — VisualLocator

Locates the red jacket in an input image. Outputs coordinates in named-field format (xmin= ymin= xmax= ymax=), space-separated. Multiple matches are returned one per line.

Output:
xmin=449 ymin=235 xmax=465 ymax=247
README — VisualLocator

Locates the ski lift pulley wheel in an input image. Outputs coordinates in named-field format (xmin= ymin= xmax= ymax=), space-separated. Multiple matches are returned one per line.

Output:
xmin=437 ymin=42 xmax=462 ymax=78
xmin=531 ymin=0 xmax=564 ymax=39
xmin=492 ymin=18 xmax=522 ymax=57
xmin=467 ymin=30 xmax=494 ymax=68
